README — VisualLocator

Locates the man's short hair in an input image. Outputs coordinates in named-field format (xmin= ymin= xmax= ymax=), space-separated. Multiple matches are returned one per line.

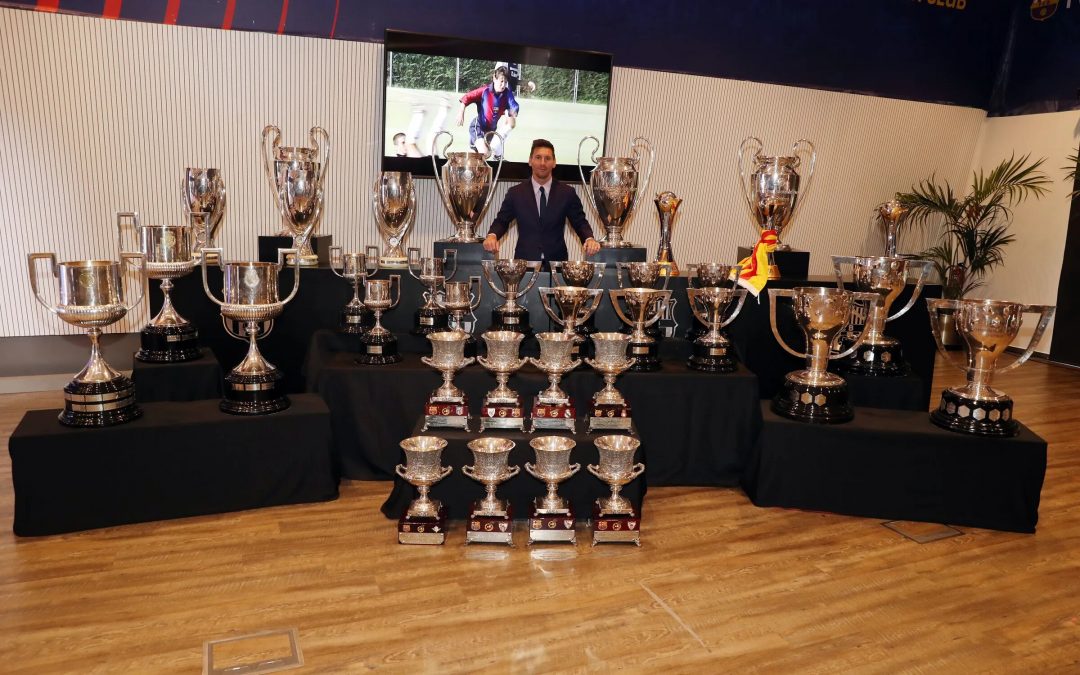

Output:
xmin=530 ymin=139 xmax=555 ymax=158
xmin=492 ymin=66 xmax=509 ymax=81
xmin=392 ymin=132 xmax=406 ymax=143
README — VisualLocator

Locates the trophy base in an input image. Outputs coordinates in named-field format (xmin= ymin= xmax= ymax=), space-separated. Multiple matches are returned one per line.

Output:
xmin=221 ymin=368 xmax=290 ymax=416
xmin=258 ymin=234 xmax=331 ymax=266
xmin=411 ymin=309 xmax=449 ymax=336
xmin=930 ymin=389 xmax=1018 ymax=437
xmin=379 ymin=256 xmax=409 ymax=269
xmin=490 ymin=308 xmax=532 ymax=335
xmin=399 ymin=506 xmax=448 ymax=545
xmin=772 ymin=379 xmax=852 ymax=424
xmin=588 ymin=403 xmax=633 ymax=432
xmin=466 ymin=503 xmax=514 ymax=545
xmin=357 ymin=332 xmax=402 ymax=365
xmin=135 ymin=323 xmax=201 ymax=363
xmin=591 ymin=502 xmax=641 ymax=546
xmin=627 ymin=340 xmax=660 ymax=372
xmin=530 ymin=398 xmax=576 ymax=432
xmin=60 ymin=376 xmax=142 ymax=427
xmin=292 ymin=254 xmax=320 ymax=267
xmin=685 ymin=320 xmax=707 ymax=343
xmin=837 ymin=340 xmax=908 ymax=377
xmin=687 ymin=340 xmax=737 ymax=373
xmin=529 ymin=503 xmax=577 ymax=545
xmin=422 ymin=400 xmax=471 ymax=432
xmin=340 ymin=307 xmax=374 ymax=335
xmin=479 ymin=399 xmax=526 ymax=431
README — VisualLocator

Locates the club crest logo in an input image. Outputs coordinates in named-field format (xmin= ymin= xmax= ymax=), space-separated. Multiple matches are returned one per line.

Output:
xmin=1031 ymin=0 xmax=1059 ymax=20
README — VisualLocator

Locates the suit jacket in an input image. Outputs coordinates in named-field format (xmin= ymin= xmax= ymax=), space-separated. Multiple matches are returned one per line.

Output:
xmin=487 ymin=179 xmax=594 ymax=261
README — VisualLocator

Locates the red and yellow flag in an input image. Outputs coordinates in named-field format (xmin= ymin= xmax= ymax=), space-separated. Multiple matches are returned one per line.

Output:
xmin=733 ymin=229 xmax=777 ymax=296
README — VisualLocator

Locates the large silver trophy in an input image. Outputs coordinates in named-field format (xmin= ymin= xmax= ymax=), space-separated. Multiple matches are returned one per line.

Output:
xmin=737 ymin=137 xmax=816 ymax=279
xmin=481 ymin=259 xmax=541 ymax=334
xmin=421 ymin=330 xmax=475 ymax=432
xmin=684 ymin=262 xmax=740 ymax=342
xmin=654 ymin=191 xmax=681 ymax=276
xmin=180 ymin=168 xmax=226 ymax=262
xmin=686 ymin=286 xmax=748 ymax=372
xmin=116 ymin=211 xmax=200 ymax=363
xmin=609 ymin=287 xmax=672 ymax=371
xmin=202 ymin=248 xmax=299 ymax=415
xmin=550 ymin=260 xmax=606 ymax=336
xmin=585 ymin=332 xmax=636 ymax=432
xmin=578 ymin=135 xmax=656 ymax=248
xmin=329 ymin=245 xmax=380 ymax=334
xmin=463 ymin=437 xmax=519 ymax=545
xmin=528 ymin=332 xmax=582 ymax=433
xmin=357 ymin=276 xmax=402 ymax=365
xmin=588 ymin=435 xmax=644 ymax=546
xmin=373 ymin=171 xmax=415 ymax=268
xmin=526 ymin=436 xmax=580 ymax=545
xmin=431 ymin=130 xmax=504 ymax=243
xmin=927 ymin=299 xmax=1054 ymax=437
xmin=28 ymin=252 xmax=145 ymax=426
xmin=832 ymin=255 xmax=932 ymax=376
xmin=538 ymin=286 xmax=605 ymax=358
xmin=875 ymin=199 xmax=909 ymax=258
xmin=261 ymin=125 xmax=329 ymax=265
xmin=396 ymin=436 xmax=453 ymax=545
xmin=477 ymin=330 xmax=529 ymax=432
xmin=768 ymin=287 xmax=879 ymax=423
xmin=434 ymin=277 xmax=482 ymax=357
xmin=407 ymin=247 xmax=457 ymax=335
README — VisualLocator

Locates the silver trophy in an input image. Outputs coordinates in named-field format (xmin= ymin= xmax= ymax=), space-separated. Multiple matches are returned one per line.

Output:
xmin=421 ymin=330 xmax=475 ymax=432
xmin=477 ymin=330 xmax=529 ymax=432
xmin=526 ymin=436 xmax=581 ymax=545
xmin=329 ymin=245 xmax=380 ymax=334
xmin=684 ymin=263 xmax=740 ymax=341
xmin=686 ymin=286 xmax=748 ymax=372
xmin=578 ymin=135 xmax=656 ymax=248
xmin=550 ymin=261 xmax=606 ymax=337
xmin=431 ymin=130 xmax=504 ymax=243
xmin=481 ymin=259 xmax=542 ymax=334
xmin=538 ymin=286 xmax=605 ymax=357
xmin=875 ymin=199 xmax=909 ymax=258
xmin=358 ymin=275 xmax=403 ymax=365
xmin=589 ymin=435 xmax=644 ymax=545
xmin=396 ymin=436 xmax=453 ymax=545
xmin=654 ymin=191 xmax=681 ymax=276
xmin=616 ymin=261 xmax=676 ymax=339
xmin=585 ymin=332 xmax=636 ymax=433
xmin=463 ymin=437 xmax=519 ymax=545
xmin=180 ymin=167 xmax=226 ymax=263
xmin=261 ymin=125 xmax=330 ymax=264
xmin=373 ymin=171 xmax=416 ymax=268
xmin=435 ymin=277 xmax=482 ymax=351
xmin=28 ymin=252 xmax=145 ymax=427
xmin=927 ymin=299 xmax=1054 ymax=437
xmin=407 ymin=247 xmax=458 ymax=335
xmin=116 ymin=211 xmax=200 ymax=362
xmin=609 ymin=287 xmax=671 ymax=371
xmin=528 ymin=332 xmax=582 ymax=433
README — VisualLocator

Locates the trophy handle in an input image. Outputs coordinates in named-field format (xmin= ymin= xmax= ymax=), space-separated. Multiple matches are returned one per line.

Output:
xmin=468 ymin=275 xmax=482 ymax=310
xmin=642 ymin=291 xmax=670 ymax=328
xmin=888 ymin=259 xmax=933 ymax=321
xmin=310 ymin=126 xmax=330 ymax=181
xmin=567 ymin=462 xmax=581 ymax=476
xmin=720 ymin=289 xmax=749 ymax=328
xmin=211 ymin=180 xmax=227 ymax=246
xmin=481 ymin=260 xmax=509 ymax=299
xmin=524 ymin=462 xmax=540 ymax=480
xmin=388 ymin=274 xmax=402 ymax=309
xmin=505 ymin=465 xmax=521 ymax=479
xmin=394 ymin=464 xmax=408 ymax=480
xmin=420 ymin=356 xmax=436 ymax=369
xmin=630 ymin=136 xmax=655 ymax=218
xmin=442 ymin=248 xmax=458 ymax=281
xmin=476 ymin=355 xmax=491 ymax=370
xmin=480 ymin=131 xmax=506 ymax=222
xmin=586 ymin=464 xmax=602 ymax=479
xmin=767 ymin=288 xmax=808 ymax=359
xmin=400 ymin=183 xmax=417 ymax=246
xmin=115 ymin=211 xmax=140 ymax=255
xmin=200 ymin=248 xmax=226 ymax=306
xmin=925 ymin=298 xmax=969 ymax=372
xmin=538 ymin=288 xmax=566 ymax=327
xmin=687 ymin=289 xmax=709 ymax=327
xmin=430 ymin=130 xmax=456 ymax=229
xmin=365 ymin=245 xmax=381 ymax=277
xmin=629 ymin=463 xmax=646 ymax=482
xmin=615 ymin=262 xmax=627 ymax=288
xmin=329 ymin=245 xmax=345 ymax=279
xmin=582 ymin=289 xmax=604 ymax=323
xmin=277 ymin=248 xmax=301 ymax=306
xmin=577 ymin=136 xmax=601 ymax=223
xmin=996 ymin=304 xmax=1056 ymax=374
xmin=260 ymin=125 xmax=283 ymax=213
xmin=609 ymin=290 xmax=636 ymax=329
xmin=407 ymin=247 xmax=422 ymax=281
xmin=790 ymin=139 xmax=817 ymax=222
xmin=550 ymin=262 xmax=564 ymax=287
xmin=831 ymin=291 xmax=882 ymax=360
xmin=589 ymin=262 xmax=606 ymax=289
xmin=831 ymin=255 xmax=856 ymax=291
xmin=462 ymin=356 xmax=476 ymax=367
xmin=289 ymin=184 xmax=323 ymax=260
xmin=461 ymin=465 xmax=476 ymax=481
xmin=119 ymin=252 xmax=146 ymax=312
xmin=737 ymin=137 xmax=763 ymax=227
xmin=26 ymin=252 xmax=60 ymax=315
xmin=519 ymin=262 xmax=543 ymax=296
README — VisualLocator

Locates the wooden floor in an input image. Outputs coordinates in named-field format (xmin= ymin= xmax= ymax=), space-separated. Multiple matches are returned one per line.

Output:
xmin=2 ymin=361 xmax=1079 ymax=673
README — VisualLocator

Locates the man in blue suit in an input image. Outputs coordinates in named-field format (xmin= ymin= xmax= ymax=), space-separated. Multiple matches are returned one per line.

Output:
xmin=483 ymin=139 xmax=602 ymax=260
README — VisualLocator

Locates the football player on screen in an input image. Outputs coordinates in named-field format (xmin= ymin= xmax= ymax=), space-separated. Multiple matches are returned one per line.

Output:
xmin=457 ymin=65 xmax=519 ymax=160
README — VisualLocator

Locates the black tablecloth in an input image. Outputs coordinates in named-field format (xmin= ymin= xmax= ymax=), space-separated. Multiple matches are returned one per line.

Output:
xmin=131 ymin=349 xmax=223 ymax=403
xmin=845 ymin=370 xmax=927 ymax=411
xmin=380 ymin=420 xmax=646 ymax=521
xmin=741 ymin=402 xmax=1047 ymax=533
xmin=8 ymin=394 xmax=339 ymax=536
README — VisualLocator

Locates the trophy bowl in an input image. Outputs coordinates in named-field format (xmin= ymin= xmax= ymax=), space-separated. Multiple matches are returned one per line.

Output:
xmin=529 ymin=332 xmax=582 ymax=405
xmin=396 ymin=436 xmax=452 ymax=519
xmin=432 ymin=130 xmax=504 ymax=242
xmin=538 ymin=286 xmax=605 ymax=354
xmin=686 ymin=286 xmax=748 ymax=372
xmin=261 ymin=124 xmax=330 ymax=239
xmin=358 ymin=275 xmax=403 ymax=365
xmin=330 ymin=245 xmax=380 ymax=334
xmin=180 ymin=167 xmax=226 ymax=262
xmin=654 ymin=191 xmax=682 ymax=276
xmin=373 ymin=171 xmax=416 ymax=267
xmin=422 ymin=329 xmax=474 ymax=403
xmin=482 ymin=258 xmax=541 ymax=334
xmin=876 ymin=199 xmax=910 ymax=258
xmin=527 ymin=436 xmax=580 ymax=514
xmin=463 ymin=437 xmax=520 ymax=517
xmin=408 ymin=247 xmax=457 ymax=335
xmin=588 ymin=434 xmax=644 ymax=515
xmin=578 ymin=135 xmax=655 ymax=248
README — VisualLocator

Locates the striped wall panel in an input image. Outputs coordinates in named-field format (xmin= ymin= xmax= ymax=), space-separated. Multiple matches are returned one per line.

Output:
xmin=0 ymin=8 xmax=986 ymax=338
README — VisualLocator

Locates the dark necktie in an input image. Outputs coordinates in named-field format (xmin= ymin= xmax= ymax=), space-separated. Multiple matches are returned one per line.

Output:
xmin=539 ymin=185 xmax=547 ymax=222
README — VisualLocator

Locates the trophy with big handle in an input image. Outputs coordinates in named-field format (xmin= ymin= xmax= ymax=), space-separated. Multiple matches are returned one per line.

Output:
xmin=585 ymin=332 xmax=636 ymax=432
xmin=832 ymin=255 xmax=933 ymax=376
xmin=261 ymin=124 xmax=329 ymax=264
xmin=654 ymin=191 xmax=681 ymax=277
xmin=538 ymin=286 xmax=604 ymax=359
xmin=463 ymin=437 xmax=519 ymax=545
xmin=420 ymin=330 xmax=475 ymax=432
xmin=526 ymin=436 xmax=580 ymax=545
xmin=431 ymin=130 xmax=504 ymax=242
xmin=481 ymin=258 xmax=541 ymax=334
xmin=396 ymin=436 xmax=453 ymax=545
xmin=201 ymin=247 xmax=299 ymax=414
xmin=407 ymin=247 xmax=457 ymax=335
xmin=686 ymin=286 xmax=748 ymax=372
xmin=615 ymin=261 xmax=675 ymax=340
xmin=768 ymin=287 xmax=880 ymax=423
xmin=329 ymin=245 xmax=380 ymax=334
xmin=434 ymin=277 xmax=482 ymax=358
xmin=28 ymin=251 xmax=145 ymax=426
xmin=875 ymin=199 xmax=909 ymax=258
xmin=609 ymin=288 xmax=672 ymax=372
xmin=550 ymin=260 xmax=606 ymax=337
xmin=357 ymin=275 xmax=403 ymax=365
xmin=180 ymin=168 xmax=226 ymax=263
xmin=528 ymin=332 xmax=582 ymax=433
xmin=589 ymin=435 xmax=644 ymax=546
xmin=684 ymin=263 xmax=741 ymax=342
xmin=927 ymin=298 xmax=1054 ymax=437
xmin=477 ymin=330 xmax=529 ymax=432
xmin=116 ymin=211 xmax=200 ymax=362
xmin=578 ymin=135 xmax=655 ymax=248
xmin=373 ymin=171 xmax=415 ymax=268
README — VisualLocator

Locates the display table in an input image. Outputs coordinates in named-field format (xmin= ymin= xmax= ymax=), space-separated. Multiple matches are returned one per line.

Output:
xmin=131 ymin=348 xmax=223 ymax=403
xmin=844 ymin=370 xmax=927 ymax=411
xmin=741 ymin=402 xmax=1047 ymax=533
xmin=380 ymin=420 xmax=645 ymax=521
xmin=8 ymin=394 xmax=339 ymax=536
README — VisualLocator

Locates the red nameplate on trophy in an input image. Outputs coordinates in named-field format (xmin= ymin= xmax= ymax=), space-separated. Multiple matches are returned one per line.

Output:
xmin=591 ymin=505 xmax=641 ymax=546
xmin=530 ymin=400 xmax=576 ymax=432
xmin=588 ymin=402 xmax=632 ymax=432
xmin=398 ymin=506 xmax=447 ymax=545
xmin=466 ymin=505 xmax=515 ymax=545
xmin=426 ymin=403 xmax=467 ymax=417
xmin=480 ymin=402 xmax=526 ymax=431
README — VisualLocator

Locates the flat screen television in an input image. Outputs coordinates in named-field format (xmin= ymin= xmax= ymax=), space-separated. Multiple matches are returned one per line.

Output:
xmin=381 ymin=29 xmax=613 ymax=182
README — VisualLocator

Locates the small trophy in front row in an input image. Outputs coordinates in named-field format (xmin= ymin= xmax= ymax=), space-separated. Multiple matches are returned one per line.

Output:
xmin=477 ymin=330 xmax=528 ymax=431
xmin=686 ymin=286 xmax=748 ymax=372
xmin=526 ymin=437 xmax=580 ymax=545
xmin=421 ymin=330 xmax=475 ymax=432
xmin=585 ymin=333 xmax=635 ymax=432
xmin=610 ymin=288 xmax=671 ymax=371
xmin=463 ymin=437 xmax=519 ymax=545
xmin=357 ymin=276 xmax=402 ymax=365
xmin=482 ymin=258 xmax=542 ymax=334
xmin=329 ymin=245 xmax=380 ymax=334
xmin=589 ymin=435 xmax=644 ymax=546
xmin=396 ymin=436 xmax=452 ymax=545
xmin=435 ymin=277 xmax=482 ymax=358
xmin=528 ymin=332 xmax=581 ymax=433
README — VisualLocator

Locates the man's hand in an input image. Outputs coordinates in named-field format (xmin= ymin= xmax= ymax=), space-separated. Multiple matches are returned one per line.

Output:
xmin=584 ymin=237 xmax=601 ymax=256
xmin=456 ymin=107 xmax=465 ymax=126
xmin=483 ymin=233 xmax=500 ymax=253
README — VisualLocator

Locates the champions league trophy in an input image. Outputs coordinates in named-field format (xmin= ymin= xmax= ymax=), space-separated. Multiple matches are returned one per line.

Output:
xmin=261 ymin=125 xmax=330 ymax=265
xmin=588 ymin=435 xmax=644 ymax=546
xmin=927 ymin=298 xmax=1054 ymax=437
xmin=526 ymin=436 xmax=580 ymax=545
xmin=431 ymin=130 xmax=504 ymax=242
xmin=396 ymin=436 xmax=452 ymax=545
xmin=737 ymin=137 xmax=816 ymax=279
xmin=407 ymin=247 xmax=457 ymax=335
xmin=180 ymin=168 xmax=226 ymax=262
xmin=538 ymin=286 xmax=605 ymax=359
xmin=610 ymin=287 xmax=672 ymax=371
xmin=684 ymin=263 xmax=741 ymax=342
xmin=116 ymin=212 xmax=200 ymax=362
xmin=768 ymin=287 xmax=879 ymax=423
xmin=202 ymin=248 xmax=300 ymax=414
xmin=434 ymin=277 xmax=482 ymax=358
xmin=875 ymin=199 xmax=909 ymax=258
xmin=329 ymin=245 xmax=380 ymax=334
xmin=654 ymin=191 xmax=681 ymax=277
xmin=578 ymin=135 xmax=656 ymax=248
xmin=421 ymin=330 xmax=475 ymax=432
xmin=28 ymin=251 xmax=145 ymax=426
xmin=528 ymin=332 xmax=582 ymax=433
xmin=481 ymin=258 xmax=541 ymax=334
xmin=686 ymin=286 xmax=748 ymax=372
xmin=477 ymin=330 xmax=529 ymax=432
xmin=463 ymin=437 xmax=519 ymax=545
xmin=585 ymin=332 xmax=636 ymax=432
xmin=373 ymin=171 xmax=415 ymax=268
xmin=550 ymin=260 xmax=606 ymax=337
xmin=357 ymin=276 xmax=403 ymax=365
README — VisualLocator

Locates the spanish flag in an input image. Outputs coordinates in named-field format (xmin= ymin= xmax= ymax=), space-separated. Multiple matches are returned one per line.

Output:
xmin=734 ymin=229 xmax=777 ymax=297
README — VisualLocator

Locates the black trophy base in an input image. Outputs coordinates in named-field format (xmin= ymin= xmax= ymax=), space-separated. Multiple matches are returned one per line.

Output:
xmin=135 ymin=324 xmax=201 ymax=363
xmin=399 ymin=506 xmax=448 ymax=545
xmin=930 ymin=389 xmax=1019 ymax=437
xmin=221 ymin=369 xmax=290 ymax=416
xmin=530 ymin=399 xmax=576 ymax=432
xmin=627 ymin=340 xmax=661 ymax=372
xmin=490 ymin=308 xmax=532 ymax=335
xmin=838 ymin=340 xmax=908 ymax=377
xmin=60 ymin=377 xmax=143 ymax=427
xmin=687 ymin=340 xmax=737 ymax=373
xmin=466 ymin=503 xmax=514 ymax=545
xmin=685 ymin=320 xmax=706 ymax=343
xmin=357 ymin=331 xmax=402 ymax=365
xmin=588 ymin=402 xmax=633 ymax=433
xmin=772 ymin=379 xmax=853 ymax=424
xmin=529 ymin=502 xmax=577 ymax=545
xmin=411 ymin=308 xmax=449 ymax=336
xmin=591 ymin=502 xmax=641 ymax=546
xmin=340 ymin=307 xmax=374 ymax=335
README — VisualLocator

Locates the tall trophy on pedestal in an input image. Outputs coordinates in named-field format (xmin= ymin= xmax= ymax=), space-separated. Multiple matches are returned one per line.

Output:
xmin=396 ymin=436 xmax=452 ymax=545
xmin=481 ymin=259 xmax=541 ymax=334
xmin=431 ymin=130 xmax=504 ymax=242
xmin=28 ymin=252 xmax=145 ymax=426
xmin=684 ymin=263 xmax=741 ymax=342
xmin=528 ymin=332 xmax=582 ymax=433
xmin=686 ymin=286 xmax=748 ymax=372
xmin=589 ymin=435 xmax=644 ymax=546
xmin=357 ymin=276 xmax=402 ymax=365
xmin=180 ymin=168 xmax=226 ymax=262
xmin=421 ymin=330 xmax=474 ymax=432
xmin=654 ymin=191 xmax=681 ymax=277
xmin=538 ymin=286 xmax=604 ymax=358
xmin=550 ymin=260 xmax=606 ymax=337
xmin=526 ymin=437 xmax=580 ymax=545
xmin=737 ymin=137 xmax=816 ymax=279
xmin=610 ymin=287 xmax=672 ymax=371
xmin=407 ymin=247 xmax=457 ymax=335
xmin=585 ymin=333 xmax=636 ymax=432
xmin=615 ymin=261 xmax=675 ymax=339
xmin=768 ymin=287 xmax=879 ymax=423
xmin=329 ymin=245 xmax=380 ymax=334
xmin=463 ymin=437 xmax=519 ymax=545
xmin=875 ymin=199 xmax=909 ymax=258
xmin=201 ymin=248 xmax=299 ymax=415
xmin=578 ymin=135 xmax=655 ymax=248
xmin=434 ymin=277 xmax=482 ymax=358
xmin=832 ymin=255 xmax=932 ymax=376
xmin=261 ymin=124 xmax=329 ymax=264
xmin=477 ymin=330 xmax=528 ymax=431
xmin=373 ymin=171 xmax=415 ymax=268
xmin=927 ymin=298 xmax=1054 ymax=437
xmin=116 ymin=211 xmax=200 ymax=362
